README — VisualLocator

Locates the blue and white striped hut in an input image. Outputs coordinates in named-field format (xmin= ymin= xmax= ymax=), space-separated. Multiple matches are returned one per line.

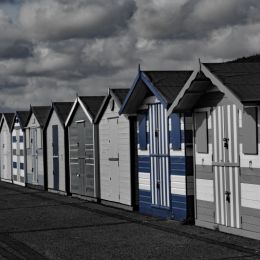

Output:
xmin=120 ymin=70 xmax=194 ymax=221
xmin=168 ymin=60 xmax=260 ymax=240
xmin=11 ymin=111 xmax=30 ymax=186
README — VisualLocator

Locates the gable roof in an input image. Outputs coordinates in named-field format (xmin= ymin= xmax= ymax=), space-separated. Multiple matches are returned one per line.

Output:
xmin=3 ymin=113 xmax=15 ymax=131
xmin=65 ymin=96 xmax=105 ymax=126
xmin=11 ymin=111 xmax=31 ymax=131
xmin=31 ymin=106 xmax=52 ymax=128
xmin=53 ymin=102 xmax=74 ymax=125
xmin=94 ymin=88 xmax=129 ymax=123
xmin=203 ymin=62 xmax=260 ymax=102
xmin=119 ymin=70 xmax=193 ymax=114
xmin=168 ymin=61 xmax=260 ymax=114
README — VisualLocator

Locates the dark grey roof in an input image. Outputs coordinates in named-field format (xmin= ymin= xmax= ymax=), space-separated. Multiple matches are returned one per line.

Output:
xmin=144 ymin=71 xmax=193 ymax=104
xmin=4 ymin=113 xmax=15 ymax=130
xmin=79 ymin=96 xmax=105 ymax=119
xmin=204 ymin=63 xmax=260 ymax=102
xmin=32 ymin=106 xmax=51 ymax=128
xmin=228 ymin=54 xmax=260 ymax=63
xmin=16 ymin=111 xmax=30 ymax=129
xmin=110 ymin=88 xmax=130 ymax=106
xmin=53 ymin=102 xmax=74 ymax=124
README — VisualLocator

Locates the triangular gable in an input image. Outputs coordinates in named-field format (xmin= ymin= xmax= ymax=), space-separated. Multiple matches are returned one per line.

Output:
xmin=167 ymin=61 xmax=243 ymax=116
xmin=11 ymin=111 xmax=31 ymax=131
xmin=26 ymin=111 xmax=40 ymax=128
xmin=65 ymin=97 xmax=94 ymax=126
xmin=94 ymin=88 xmax=129 ymax=124
xmin=119 ymin=71 xmax=168 ymax=115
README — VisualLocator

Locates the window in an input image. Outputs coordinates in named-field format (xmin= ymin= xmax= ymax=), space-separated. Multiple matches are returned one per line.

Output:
xmin=171 ymin=113 xmax=181 ymax=150
xmin=242 ymin=107 xmax=258 ymax=154
xmin=19 ymin=136 xmax=24 ymax=143
xmin=20 ymin=163 xmax=24 ymax=170
xmin=13 ymin=162 xmax=17 ymax=168
xmin=20 ymin=150 xmax=24 ymax=156
xmin=13 ymin=149 xmax=16 ymax=155
xmin=12 ymin=136 xmax=17 ymax=143
xmin=194 ymin=112 xmax=208 ymax=153
xmin=138 ymin=113 xmax=147 ymax=150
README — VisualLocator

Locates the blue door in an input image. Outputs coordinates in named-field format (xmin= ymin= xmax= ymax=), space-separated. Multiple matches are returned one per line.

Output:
xmin=52 ymin=125 xmax=59 ymax=190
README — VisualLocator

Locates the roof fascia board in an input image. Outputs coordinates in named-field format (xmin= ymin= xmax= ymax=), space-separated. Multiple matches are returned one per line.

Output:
xmin=65 ymin=98 xmax=78 ymax=127
xmin=119 ymin=72 xmax=141 ymax=115
xmin=167 ymin=66 xmax=199 ymax=116
xmin=141 ymin=72 xmax=168 ymax=107
xmin=78 ymin=97 xmax=93 ymax=124
xmin=94 ymin=94 xmax=111 ymax=124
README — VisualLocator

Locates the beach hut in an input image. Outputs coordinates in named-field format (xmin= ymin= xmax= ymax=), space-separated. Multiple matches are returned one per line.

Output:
xmin=65 ymin=96 xmax=105 ymax=200
xmin=45 ymin=102 xmax=73 ymax=194
xmin=168 ymin=61 xmax=260 ymax=239
xmin=95 ymin=88 xmax=137 ymax=210
xmin=0 ymin=113 xmax=15 ymax=183
xmin=11 ymin=111 xmax=30 ymax=186
xmin=120 ymin=70 xmax=194 ymax=221
xmin=25 ymin=106 xmax=51 ymax=189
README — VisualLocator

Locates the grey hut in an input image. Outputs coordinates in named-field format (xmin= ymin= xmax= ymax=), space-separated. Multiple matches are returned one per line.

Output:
xmin=25 ymin=106 xmax=51 ymax=189
xmin=11 ymin=111 xmax=30 ymax=186
xmin=45 ymin=102 xmax=73 ymax=194
xmin=65 ymin=96 xmax=105 ymax=200
xmin=168 ymin=61 xmax=260 ymax=240
xmin=0 ymin=113 xmax=15 ymax=182
xmin=95 ymin=88 xmax=137 ymax=210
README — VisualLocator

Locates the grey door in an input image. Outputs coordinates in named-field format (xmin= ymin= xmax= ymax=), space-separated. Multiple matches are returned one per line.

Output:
xmin=108 ymin=118 xmax=120 ymax=202
xmin=69 ymin=123 xmax=81 ymax=194
xmin=31 ymin=128 xmax=38 ymax=183
xmin=212 ymin=104 xmax=241 ymax=228
xmin=149 ymin=104 xmax=170 ymax=208
xmin=52 ymin=125 xmax=59 ymax=190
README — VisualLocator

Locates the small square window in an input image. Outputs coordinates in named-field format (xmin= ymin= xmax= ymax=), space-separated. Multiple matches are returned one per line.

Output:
xmin=19 ymin=136 xmax=23 ymax=143
xmin=13 ymin=149 xmax=16 ymax=155
xmin=12 ymin=136 xmax=17 ymax=143
xmin=13 ymin=162 xmax=17 ymax=168
xmin=20 ymin=163 xmax=24 ymax=170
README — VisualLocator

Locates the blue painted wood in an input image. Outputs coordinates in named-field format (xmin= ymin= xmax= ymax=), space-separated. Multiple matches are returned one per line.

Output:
xmin=171 ymin=113 xmax=181 ymax=150
xmin=138 ymin=114 xmax=147 ymax=150
xmin=138 ymin=155 xmax=150 ymax=173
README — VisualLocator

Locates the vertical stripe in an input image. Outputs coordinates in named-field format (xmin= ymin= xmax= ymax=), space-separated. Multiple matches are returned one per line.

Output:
xmin=214 ymin=166 xmax=219 ymax=224
xmin=229 ymin=167 xmax=234 ymax=227
xmin=233 ymin=105 xmax=238 ymax=164
xmin=235 ymin=167 xmax=240 ymax=228
xmin=227 ymin=105 xmax=232 ymax=163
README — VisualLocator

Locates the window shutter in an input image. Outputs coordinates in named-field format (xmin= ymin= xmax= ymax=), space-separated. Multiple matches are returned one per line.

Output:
xmin=242 ymin=107 xmax=257 ymax=154
xmin=171 ymin=113 xmax=181 ymax=150
xmin=194 ymin=112 xmax=208 ymax=153
xmin=138 ymin=113 xmax=147 ymax=150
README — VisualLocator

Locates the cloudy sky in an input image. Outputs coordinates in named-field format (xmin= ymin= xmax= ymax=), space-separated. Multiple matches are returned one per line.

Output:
xmin=0 ymin=0 xmax=260 ymax=111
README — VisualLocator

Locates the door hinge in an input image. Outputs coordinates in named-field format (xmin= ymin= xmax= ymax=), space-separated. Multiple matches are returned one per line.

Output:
xmin=241 ymin=216 xmax=243 ymax=224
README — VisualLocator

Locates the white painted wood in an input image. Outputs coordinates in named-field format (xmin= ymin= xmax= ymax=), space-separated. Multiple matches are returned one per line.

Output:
xmin=139 ymin=172 xmax=150 ymax=191
xmin=0 ymin=119 xmax=12 ymax=182
xmin=196 ymin=179 xmax=214 ymax=202
xmin=171 ymin=175 xmax=186 ymax=195
xmin=99 ymin=99 xmax=131 ymax=205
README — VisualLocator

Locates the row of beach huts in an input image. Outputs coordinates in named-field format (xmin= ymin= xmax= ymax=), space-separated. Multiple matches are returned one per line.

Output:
xmin=1 ymin=59 xmax=260 ymax=240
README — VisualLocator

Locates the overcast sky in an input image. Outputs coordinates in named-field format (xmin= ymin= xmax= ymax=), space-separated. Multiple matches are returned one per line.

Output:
xmin=0 ymin=0 xmax=260 ymax=111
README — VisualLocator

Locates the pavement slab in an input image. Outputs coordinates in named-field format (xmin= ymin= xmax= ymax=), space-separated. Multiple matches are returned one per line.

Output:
xmin=0 ymin=182 xmax=259 ymax=260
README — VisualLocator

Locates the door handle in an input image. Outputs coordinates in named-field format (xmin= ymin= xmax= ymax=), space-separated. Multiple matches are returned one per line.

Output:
xmin=225 ymin=191 xmax=231 ymax=203
xmin=156 ymin=180 xmax=160 ymax=189
xmin=76 ymin=173 xmax=80 ymax=177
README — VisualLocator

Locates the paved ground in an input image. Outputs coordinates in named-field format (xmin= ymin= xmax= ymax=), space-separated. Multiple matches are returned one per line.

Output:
xmin=0 ymin=182 xmax=260 ymax=259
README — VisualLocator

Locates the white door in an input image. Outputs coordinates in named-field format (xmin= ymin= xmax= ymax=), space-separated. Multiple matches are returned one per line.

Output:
xmin=212 ymin=104 xmax=241 ymax=228
xmin=108 ymin=118 xmax=120 ymax=203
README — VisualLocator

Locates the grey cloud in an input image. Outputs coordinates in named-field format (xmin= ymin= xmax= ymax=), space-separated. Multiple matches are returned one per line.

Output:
xmin=19 ymin=0 xmax=137 ymax=41
xmin=133 ymin=0 xmax=260 ymax=40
